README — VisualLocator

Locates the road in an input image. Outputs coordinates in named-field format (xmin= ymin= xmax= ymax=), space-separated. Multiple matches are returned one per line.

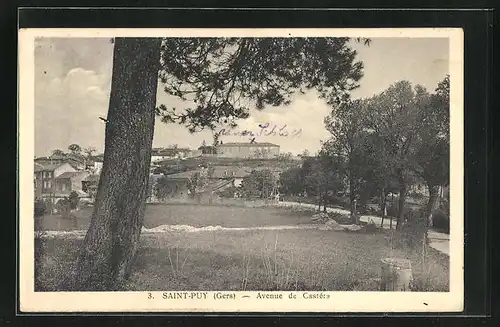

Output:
xmin=275 ymin=201 xmax=450 ymax=256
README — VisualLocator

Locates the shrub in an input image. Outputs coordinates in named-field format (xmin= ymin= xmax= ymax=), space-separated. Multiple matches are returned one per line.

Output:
xmin=68 ymin=191 xmax=80 ymax=210
xmin=407 ymin=191 xmax=427 ymax=202
xmin=55 ymin=198 xmax=71 ymax=216
xmin=359 ymin=221 xmax=379 ymax=234
xmin=34 ymin=199 xmax=46 ymax=217
xmin=217 ymin=186 xmax=239 ymax=198
xmin=432 ymin=209 xmax=449 ymax=233
xmin=386 ymin=203 xmax=399 ymax=218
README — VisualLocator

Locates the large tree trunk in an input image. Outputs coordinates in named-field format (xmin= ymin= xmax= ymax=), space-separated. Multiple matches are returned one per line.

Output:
xmin=349 ymin=179 xmax=358 ymax=224
xmin=396 ymin=185 xmax=406 ymax=230
xmin=73 ymin=38 xmax=161 ymax=291
xmin=323 ymin=193 xmax=327 ymax=212
xmin=380 ymin=187 xmax=386 ymax=228
xmin=425 ymin=184 xmax=441 ymax=228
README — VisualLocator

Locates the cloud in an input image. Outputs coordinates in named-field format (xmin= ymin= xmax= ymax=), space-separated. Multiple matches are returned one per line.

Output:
xmin=35 ymin=67 xmax=111 ymax=156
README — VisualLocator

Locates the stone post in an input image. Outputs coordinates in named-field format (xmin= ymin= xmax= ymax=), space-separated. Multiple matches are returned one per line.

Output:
xmin=379 ymin=258 xmax=413 ymax=291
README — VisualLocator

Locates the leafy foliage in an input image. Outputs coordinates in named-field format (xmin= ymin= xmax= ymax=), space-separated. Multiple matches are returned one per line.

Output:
xmin=240 ymin=169 xmax=277 ymax=198
xmin=279 ymin=167 xmax=304 ymax=196
xmin=68 ymin=144 xmax=82 ymax=154
xmin=323 ymin=99 xmax=371 ymax=205
xmin=153 ymin=176 xmax=175 ymax=200
xmin=34 ymin=199 xmax=47 ymax=217
xmin=318 ymin=76 xmax=450 ymax=227
xmin=51 ymin=149 xmax=65 ymax=156
xmin=68 ymin=191 xmax=80 ymax=210
xmin=187 ymin=172 xmax=206 ymax=196
xmin=156 ymin=37 xmax=365 ymax=133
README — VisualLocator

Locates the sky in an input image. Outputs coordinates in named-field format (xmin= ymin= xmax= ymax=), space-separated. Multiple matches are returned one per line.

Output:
xmin=34 ymin=37 xmax=449 ymax=157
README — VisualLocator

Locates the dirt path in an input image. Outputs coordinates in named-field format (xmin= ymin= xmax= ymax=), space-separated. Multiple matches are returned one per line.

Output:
xmin=275 ymin=201 xmax=450 ymax=256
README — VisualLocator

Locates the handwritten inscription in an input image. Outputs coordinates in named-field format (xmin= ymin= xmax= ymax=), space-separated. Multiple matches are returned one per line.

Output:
xmin=218 ymin=123 xmax=302 ymax=138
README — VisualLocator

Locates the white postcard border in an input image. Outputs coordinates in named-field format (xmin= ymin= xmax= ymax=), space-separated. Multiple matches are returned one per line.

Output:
xmin=18 ymin=28 xmax=464 ymax=313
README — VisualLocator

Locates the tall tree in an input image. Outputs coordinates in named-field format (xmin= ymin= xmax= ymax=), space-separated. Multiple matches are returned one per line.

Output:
xmin=74 ymin=38 xmax=161 ymax=290
xmin=187 ymin=172 xmax=205 ymax=196
xmin=358 ymin=132 xmax=399 ymax=227
xmin=414 ymin=75 xmax=450 ymax=226
xmin=241 ymin=169 xmax=277 ymax=199
xmin=75 ymin=37 xmax=368 ymax=290
xmin=303 ymin=153 xmax=344 ymax=212
xmin=364 ymin=81 xmax=426 ymax=229
xmin=153 ymin=176 xmax=174 ymax=200
xmin=279 ymin=167 xmax=304 ymax=196
xmin=323 ymin=99 xmax=369 ymax=222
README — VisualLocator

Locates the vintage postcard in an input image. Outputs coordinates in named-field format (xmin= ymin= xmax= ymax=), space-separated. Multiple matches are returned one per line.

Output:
xmin=18 ymin=28 xmax=464 ymax=312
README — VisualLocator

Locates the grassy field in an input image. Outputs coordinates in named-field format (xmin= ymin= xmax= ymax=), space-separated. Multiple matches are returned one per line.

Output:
xmin=35 ymin=204 xmax=449 ymax=292
xmin=36 ymin=204 xmax=316 ymax=231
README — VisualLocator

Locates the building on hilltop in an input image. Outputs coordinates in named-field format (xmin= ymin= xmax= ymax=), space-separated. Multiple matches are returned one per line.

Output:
xmin=151 ymin=147 xmax=192 ymax=162
xmin=198 ymin=145 xmax=217 ymax=156
xmin=216 ymin=142 xmax=280 ymax=159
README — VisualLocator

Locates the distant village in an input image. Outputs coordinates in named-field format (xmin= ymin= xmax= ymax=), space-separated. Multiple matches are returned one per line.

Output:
xmin=34 ymin=141 xmax=303 ymax=207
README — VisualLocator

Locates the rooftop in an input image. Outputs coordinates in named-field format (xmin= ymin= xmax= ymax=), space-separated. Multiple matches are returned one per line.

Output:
xmin=56 ymin=171 xmax=88 ymax=179
xmin=165 ymin=170 xmax=203 ymax=180
xmin=152 ymin=147 xmax=191 ymax=156
xmin=82 ymin=174 xmax=100 ymax=182
xmin=34 ymin=163 xmax=66 ymax=172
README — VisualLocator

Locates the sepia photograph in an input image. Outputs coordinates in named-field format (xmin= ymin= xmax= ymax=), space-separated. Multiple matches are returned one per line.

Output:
xmin=18 ymin=28 xmax=464 ymax=312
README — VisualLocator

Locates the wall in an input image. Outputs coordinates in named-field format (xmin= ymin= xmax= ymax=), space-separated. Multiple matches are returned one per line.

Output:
xmin=54 ymin=162 xmax=77 ymax=178
xmin=94 ymin=161 xmax=103 ymax=174
xmin=55 ymin=178 xmax=72 ymax=194
xmin=34 ymin=173 xmax=43 ymax=199
xmin=70 ymin=172 xmax=90 ymax=191
xmin=39 ymin=171 xmax=55 ymax=194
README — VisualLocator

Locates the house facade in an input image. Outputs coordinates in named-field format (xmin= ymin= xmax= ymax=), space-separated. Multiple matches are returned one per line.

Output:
xmin=216 ymin=142 xmax=280 ymax=159
xmin=87 ymin=154 xmax=104 ymax=174
xmin=209 ymin=166 xmax=251 ymax=187
xmin=34 ymin=162 xmax=78 ymax=201
xmin=151 ymin=172 xmax=191 ymax=201
xmin=81 ymin=174 xmax=100 ymax=202
xmin=54 ymin=171 xmax=90 ymax=197
xmin=198 ymin=145 xmax=217 ymax=156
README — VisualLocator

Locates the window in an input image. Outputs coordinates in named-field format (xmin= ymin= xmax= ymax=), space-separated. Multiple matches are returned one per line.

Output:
xmin=61 ymin=183 xmax=66 ymax=191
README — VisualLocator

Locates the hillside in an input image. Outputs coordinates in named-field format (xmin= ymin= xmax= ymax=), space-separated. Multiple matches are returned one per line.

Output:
xmin=157 ymin=156 xmax=303 ymax=172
